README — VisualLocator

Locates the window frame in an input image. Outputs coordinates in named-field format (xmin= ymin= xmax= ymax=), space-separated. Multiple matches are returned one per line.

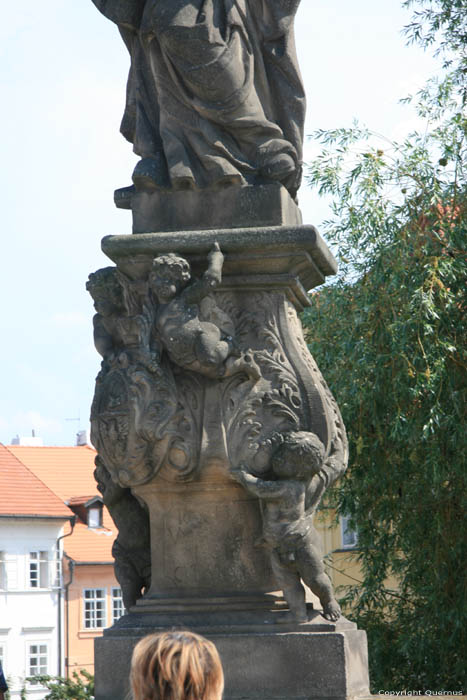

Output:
xmin=29 ymin=551 xmax=49 ymax=589
xmin=0 ymin=552 xmax=5 ymax=590
xmin=111 ymin=587 xmax=124 ymax=624
xmin=87 ymin=505 xmax=103 ymax=529
xmin=83 ymin=588 xmax=107 ymax=630
xmin=27 ymin=641 xmax=49 ymax=680
xmin=341 ymin=515 xmax=358 ymax=549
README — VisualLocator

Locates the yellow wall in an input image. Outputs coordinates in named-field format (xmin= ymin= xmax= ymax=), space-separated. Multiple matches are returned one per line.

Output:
xmin=315 ymin=508 xmax=400 ymax=605
xmin=65 ymin=563 xmax=120 ymax=676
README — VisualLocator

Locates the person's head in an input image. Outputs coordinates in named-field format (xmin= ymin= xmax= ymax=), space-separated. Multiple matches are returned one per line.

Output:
xmin=271 ymin=431 xmax=325 ymax=481
xmin=130 ymin=630 xmax=224 ymax=700
xmin=86 ymin=267 xmax=123 ymax=316
xmin=150 ymin=255 xmax=191 ymax=303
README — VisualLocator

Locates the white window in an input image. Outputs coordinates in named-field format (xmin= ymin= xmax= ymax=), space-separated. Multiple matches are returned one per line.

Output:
xmin=28 ymin=642 xmax=48 ymax=678
xmin=341 ymin=515 xmax=358 ymax=549
xmin=83 ymin=589 xmax=106 ymax=629
xmin=29 ymin=551 xmax=49 ymax=588
xmin=0 ymin=553 xmax=18 ymax=591
xmin=87 ymin=506 xmax=102 ymax=528
xmin=111 ymin=587 xmax=124 ymax=623
xmin=0 ymin=553 xmax=5 ymax=590
xmin=51 ymin=544 xmax=62 ymax=589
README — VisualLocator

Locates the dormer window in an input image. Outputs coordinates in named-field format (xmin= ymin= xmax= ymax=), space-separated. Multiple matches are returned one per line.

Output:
xmin=87 ymin=503 xmax=103 ymax=528
xmin=67 ymin=495 xmax=104 ymax=527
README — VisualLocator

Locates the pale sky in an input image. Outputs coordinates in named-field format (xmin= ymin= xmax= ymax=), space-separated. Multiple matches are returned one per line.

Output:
xmin=0 ymin=2 xmax=436 ymax=446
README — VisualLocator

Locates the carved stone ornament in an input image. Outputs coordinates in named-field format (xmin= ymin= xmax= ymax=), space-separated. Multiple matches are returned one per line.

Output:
xmin=88 ymin=229 xmax=349 ymax=621
xmin=87 ymin=5 xmax=371 ymax=694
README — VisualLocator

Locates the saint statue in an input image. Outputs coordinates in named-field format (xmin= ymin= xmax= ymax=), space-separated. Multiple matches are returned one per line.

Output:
xmin=91 ymin=0 xmax=305 ymax=197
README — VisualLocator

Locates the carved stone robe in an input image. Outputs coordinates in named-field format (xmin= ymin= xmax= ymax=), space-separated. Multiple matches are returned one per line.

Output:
xmin=92 ymin=0 xmax=305 ymax=193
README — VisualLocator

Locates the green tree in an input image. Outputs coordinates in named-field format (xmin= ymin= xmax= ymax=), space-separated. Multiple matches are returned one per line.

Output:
xmin=27 ymin=671 xmax=94 ymax=700
xmin=303 ymin=0 xmax=466 ymax=691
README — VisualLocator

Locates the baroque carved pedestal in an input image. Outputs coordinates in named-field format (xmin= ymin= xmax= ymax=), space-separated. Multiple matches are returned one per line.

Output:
xmin=90 ymin=223 xmax=369 ymax=700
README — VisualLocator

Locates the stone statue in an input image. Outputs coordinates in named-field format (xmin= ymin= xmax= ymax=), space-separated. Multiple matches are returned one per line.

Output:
xmin=150 ymin=243 xmax=260 ymax=379
xmin=232 ymin=431 xmax=341 ymax=622
xmin=86 ymin=266 xmax=157 ymax=374
xmin=87 ymin=4 xmax=371 ymax=694
xmin=90 ymin=0 xmax=305 ymax=198
xmin=94 ymin=457 xmax=151 ymax=610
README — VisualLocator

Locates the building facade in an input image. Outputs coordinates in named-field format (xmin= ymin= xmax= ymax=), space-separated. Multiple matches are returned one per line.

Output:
xmin=3 ymin=443 xmax=122 ymax=680
xmin=0 ymin=445 xmax=71 ymax=699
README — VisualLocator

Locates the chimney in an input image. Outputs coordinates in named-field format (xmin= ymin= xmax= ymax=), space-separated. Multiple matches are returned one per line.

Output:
xmin=76 ymin=430 xmax=90 ymax=446
xmin=11 ymin=434 xmax=44 ymax=446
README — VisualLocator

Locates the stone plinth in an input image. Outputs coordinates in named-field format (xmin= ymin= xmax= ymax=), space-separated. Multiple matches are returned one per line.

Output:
xmin=95 ymin=612 xmax=369 ymax=700
xmin=90 ymin=218 xmax=369 ymax=700
xmin=116 ymin=183 xmax=303 ymax=233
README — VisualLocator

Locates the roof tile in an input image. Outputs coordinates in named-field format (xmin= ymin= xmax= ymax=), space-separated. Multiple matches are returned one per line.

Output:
xmin=0 ymin=444 xmax=72 ymax=519
xmin=5 ymin=444 xmax=117 ymax=562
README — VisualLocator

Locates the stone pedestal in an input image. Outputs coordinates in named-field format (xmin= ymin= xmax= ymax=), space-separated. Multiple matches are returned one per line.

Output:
xmin=90 ymin=206 xmax=369 ymax=699
xmin=95 ymin=611 xmax=369 ymax=700
xmin=126 ymin=183 xmax=303 ymax=233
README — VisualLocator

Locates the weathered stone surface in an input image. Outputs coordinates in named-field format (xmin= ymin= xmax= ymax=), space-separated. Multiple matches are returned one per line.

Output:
xmin=130 ymin=184 xmax=303 ymax=233
xmin=94 ymin=613 xmax=370 ymax=700
xmin=90 ymin=1 xmax=305 ymax=198
xmin=87 ymin=1 xmax=370 ymax=694
xmin=101 ymin=224 xmax=337 ymax=306
xmin=88 ymin=225 xmax=368 ymax=698
xmin=88 ymin=229 xmax=349 ymax=622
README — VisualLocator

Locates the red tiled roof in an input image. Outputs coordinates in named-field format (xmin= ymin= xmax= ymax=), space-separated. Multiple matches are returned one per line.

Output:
xmin=67 ymin=495 xmax=100 ymax=506
xmin=0 ymin=444 xmax=72 ymax=519
xmin=6 ymin=445 xmax=98 ymax=501
xmin=64 ymin=511 xmax=115 ymax=562
xmin=5 ymin=444 xmax=117 ymax=563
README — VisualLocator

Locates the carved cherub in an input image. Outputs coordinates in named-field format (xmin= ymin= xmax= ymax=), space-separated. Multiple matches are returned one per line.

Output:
xmin=86 ymin=267 xmax=126 ymax=361
xmin=94 ymin=457 xmax=151 ymax=611
xmin=232 ymin=431 xmax=341 ymax=623
xmin=87 ymin=267 xmax=160 ymax=374
xmin=149 ymin=243 xmax=260 ymax=380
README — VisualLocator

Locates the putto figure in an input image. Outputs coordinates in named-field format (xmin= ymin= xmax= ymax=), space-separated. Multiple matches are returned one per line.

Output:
xmin=90 ymin=0 xmax=305 ymax=197
xmin=150 ymin=243 xmax=260 ymax=380
xmin=233 ymin=431 xmax=341 ymax=622
xmin=86 ymin=266 xmax=157 ymax=373
xmin=94 ymin=457 xmax=151 ymax=610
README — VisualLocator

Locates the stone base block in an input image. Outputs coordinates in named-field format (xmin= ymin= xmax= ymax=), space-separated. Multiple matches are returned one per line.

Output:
xmin=128 ymin=183 xmax=302 ymax=233
xmin=101 ymin=224 xmax=338 ymax=310
xmin=94 ymin=615 xmax=370 ymax=700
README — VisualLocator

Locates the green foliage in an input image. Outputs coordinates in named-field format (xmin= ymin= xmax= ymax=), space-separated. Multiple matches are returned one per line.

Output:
xmin=26 ymin=671 xmax=94 ymax=700
xmin=303 ymin=0 xmax=466 ymax=691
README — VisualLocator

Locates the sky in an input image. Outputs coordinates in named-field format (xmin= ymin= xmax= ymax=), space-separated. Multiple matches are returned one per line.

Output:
xmin=0 ymin=1 xmax=437 ymax=446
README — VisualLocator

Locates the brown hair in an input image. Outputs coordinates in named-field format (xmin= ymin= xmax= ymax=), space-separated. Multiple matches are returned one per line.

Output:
xmin=130 ymin=630 xmax=224 ymax=700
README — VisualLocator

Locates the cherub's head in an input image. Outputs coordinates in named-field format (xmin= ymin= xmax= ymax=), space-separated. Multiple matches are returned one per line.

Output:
xmin=86 ymin=267 xmax=123 ymax=316
xmin=271 ymin=431 xmax=325 ymax=481
xmin=149 ymin=254 xmax=191 ymax=303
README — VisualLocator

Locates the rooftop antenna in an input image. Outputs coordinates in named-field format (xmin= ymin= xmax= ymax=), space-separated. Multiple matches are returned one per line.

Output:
xmin=65 ymin=414 xmax=81 ymax=426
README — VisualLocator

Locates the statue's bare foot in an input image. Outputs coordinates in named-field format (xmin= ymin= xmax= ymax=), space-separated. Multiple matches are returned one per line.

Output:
xmin=323 ymin=600 xmax=341 ymax=622
xmin=261 ymin=153 xmax=296 ymax=182
xmin=238 ymin=353 xmax=261 ymax=381
xmin=225 ymin=353 xmax=261 ymax=381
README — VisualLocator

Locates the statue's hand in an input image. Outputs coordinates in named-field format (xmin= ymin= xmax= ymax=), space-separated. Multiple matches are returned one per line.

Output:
xmin=231 ymin=464 xmax=249 ymax=483
xmin=208 ymin=242 xmax=224 ymax=263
